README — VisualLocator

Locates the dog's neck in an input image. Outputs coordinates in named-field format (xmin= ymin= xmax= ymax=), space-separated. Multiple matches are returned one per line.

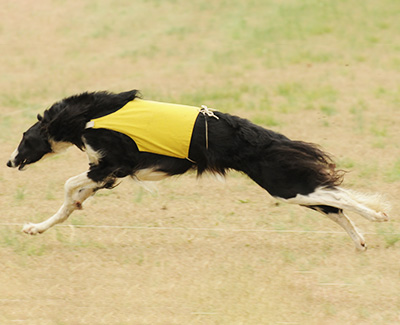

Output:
xmin=49 ymin=139 xmax=73 ymax=154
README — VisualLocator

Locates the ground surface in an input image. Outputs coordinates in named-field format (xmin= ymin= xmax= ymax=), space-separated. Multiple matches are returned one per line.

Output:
xmin=1 ymin=0 xmax=400 ymax=324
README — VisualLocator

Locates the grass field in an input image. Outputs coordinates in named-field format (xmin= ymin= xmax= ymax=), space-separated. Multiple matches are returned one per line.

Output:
xmin=1 ymin=0 xmax=400 ymax=323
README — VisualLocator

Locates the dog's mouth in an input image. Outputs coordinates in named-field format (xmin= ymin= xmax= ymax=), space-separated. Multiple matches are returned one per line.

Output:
xmin=7 ymin=158 xmax=29 ymax=170
xmin=18 ymin=160 xmax=29 ymax=171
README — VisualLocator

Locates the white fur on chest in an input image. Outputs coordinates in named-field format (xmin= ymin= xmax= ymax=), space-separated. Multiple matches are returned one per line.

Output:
xmin=85 ymin=144 xmax=103 ymax=165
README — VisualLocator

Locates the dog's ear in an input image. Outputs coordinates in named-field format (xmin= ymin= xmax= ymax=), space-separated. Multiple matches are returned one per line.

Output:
xmin=37 ymin=114 xmax=43 ymax=121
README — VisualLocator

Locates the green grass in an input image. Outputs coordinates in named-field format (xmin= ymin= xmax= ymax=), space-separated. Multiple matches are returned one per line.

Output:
xmin=337 ymin=158 xmax=356 ymax=170
xmin=252 ymin=114 xmax=281 ymax=127
xmin=14 ymin=187 xmax=26 ymax=202
xmin=349 ymin=101 xmax=368 ymax=133
xmin=134 ymin=187 xmax=146 ymax=204
xmin=276 ymin=82 xmax=305 ymax=105
xmin=376 ymin=225 xmax=400 ymax=248
xmin=320 ymin=105 xmax=337 ymax=116
xmin=274 ymin=83 xmax=338 ymax=113
xmin=385 ymin=159 xmax=400 ymax=182
xmin=0 ymin=229 xmax=47 ymax=256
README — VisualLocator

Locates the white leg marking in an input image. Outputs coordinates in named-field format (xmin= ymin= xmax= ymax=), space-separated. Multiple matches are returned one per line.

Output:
xmin=313 ymin=207 xmax=367 ymax=251
xmin=283 ymin=187 xmax=389 ymax=222
xmin=22 ymin=172 xmax=99 ymax=235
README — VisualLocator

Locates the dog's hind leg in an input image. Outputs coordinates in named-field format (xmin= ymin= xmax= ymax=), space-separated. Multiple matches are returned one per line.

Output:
xmin=22 ymin=172 xmax=101 ymax=235
xmin=278 ymin=187 xmax=391 ymax=249
xmin=283 ymin=187 xmax=389 ymax=222
xmin=309 ymin=206 xmax=367 ymax=251
xmin=333 ymin=187 xmax=390 ymax=222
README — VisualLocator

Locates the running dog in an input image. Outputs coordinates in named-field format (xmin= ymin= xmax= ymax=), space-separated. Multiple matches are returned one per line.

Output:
xmin=6 ymin=90 xmax=390 ymax=250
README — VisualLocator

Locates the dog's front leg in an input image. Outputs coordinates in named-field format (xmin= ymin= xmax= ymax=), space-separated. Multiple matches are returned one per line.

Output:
xmin=22 ymin=172 xmax=99 ymax=235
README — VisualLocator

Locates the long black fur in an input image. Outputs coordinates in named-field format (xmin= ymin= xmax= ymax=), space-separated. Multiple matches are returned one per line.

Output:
xmin=32 ymin=89 xmax=343 ymax=199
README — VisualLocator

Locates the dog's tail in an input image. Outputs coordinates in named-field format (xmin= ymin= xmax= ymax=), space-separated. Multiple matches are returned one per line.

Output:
xmin=271 ymin=140 xmax=345 ymax=189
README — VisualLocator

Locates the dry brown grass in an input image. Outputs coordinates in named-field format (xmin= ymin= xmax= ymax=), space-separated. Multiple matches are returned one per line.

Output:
xmin=1 ymin=0 xmax=400 ymax=324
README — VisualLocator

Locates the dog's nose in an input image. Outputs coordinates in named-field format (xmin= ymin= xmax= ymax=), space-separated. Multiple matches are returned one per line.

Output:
xmin=7 ymin=160 xmax=13 ymax=167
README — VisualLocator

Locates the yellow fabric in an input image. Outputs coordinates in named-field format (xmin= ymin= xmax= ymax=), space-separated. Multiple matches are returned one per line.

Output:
xmin=90 ymin=99 xmax=200 ymax=159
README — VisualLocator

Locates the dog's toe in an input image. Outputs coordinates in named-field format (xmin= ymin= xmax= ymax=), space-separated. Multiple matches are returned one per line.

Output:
xmin=355 ymin=240 xmax=368 ymax=252
xmin=379 ymin=212 xmax=389 ymax=222
xmin=22 ymin=223 xmax=41 ymax=235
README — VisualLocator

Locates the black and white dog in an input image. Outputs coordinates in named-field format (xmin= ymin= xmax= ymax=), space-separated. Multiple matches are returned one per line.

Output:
xmin=7 ymin=90 xmax=390 ymax=250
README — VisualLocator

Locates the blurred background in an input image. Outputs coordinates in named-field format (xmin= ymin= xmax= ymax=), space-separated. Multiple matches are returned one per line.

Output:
xmin=1 ymin=0 xmax=399 ymax=323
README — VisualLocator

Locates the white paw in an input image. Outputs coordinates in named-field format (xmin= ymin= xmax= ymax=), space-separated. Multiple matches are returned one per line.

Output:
xmin=376 ymin=212 xmax=389 ymax=222
xmin=369 ymin=211 xmax=390 ymax=222
xmin=355 ymin=240 xmax=368 ymax=252
xmin=22 ymin=223 xmax=43 ymax=235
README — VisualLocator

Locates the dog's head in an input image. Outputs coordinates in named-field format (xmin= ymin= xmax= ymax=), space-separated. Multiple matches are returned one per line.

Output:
xmin=7 ymin=114 xmax=53 ymax=170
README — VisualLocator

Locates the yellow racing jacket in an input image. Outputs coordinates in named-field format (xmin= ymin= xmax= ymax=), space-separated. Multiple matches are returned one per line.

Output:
xmin=86 ymin=99 xmax=200 ymax=159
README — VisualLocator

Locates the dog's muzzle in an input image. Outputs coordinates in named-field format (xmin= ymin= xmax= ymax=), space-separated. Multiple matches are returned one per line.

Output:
xmin=7 ymin=158 xmax=26 ymax=170
xmin=6 ymin=150 xmax=28 ymax=170
xmin=7 ymin=148 xmax=23 ymax=169
xmin=8 ymin=160 xmax=29 ymax=170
